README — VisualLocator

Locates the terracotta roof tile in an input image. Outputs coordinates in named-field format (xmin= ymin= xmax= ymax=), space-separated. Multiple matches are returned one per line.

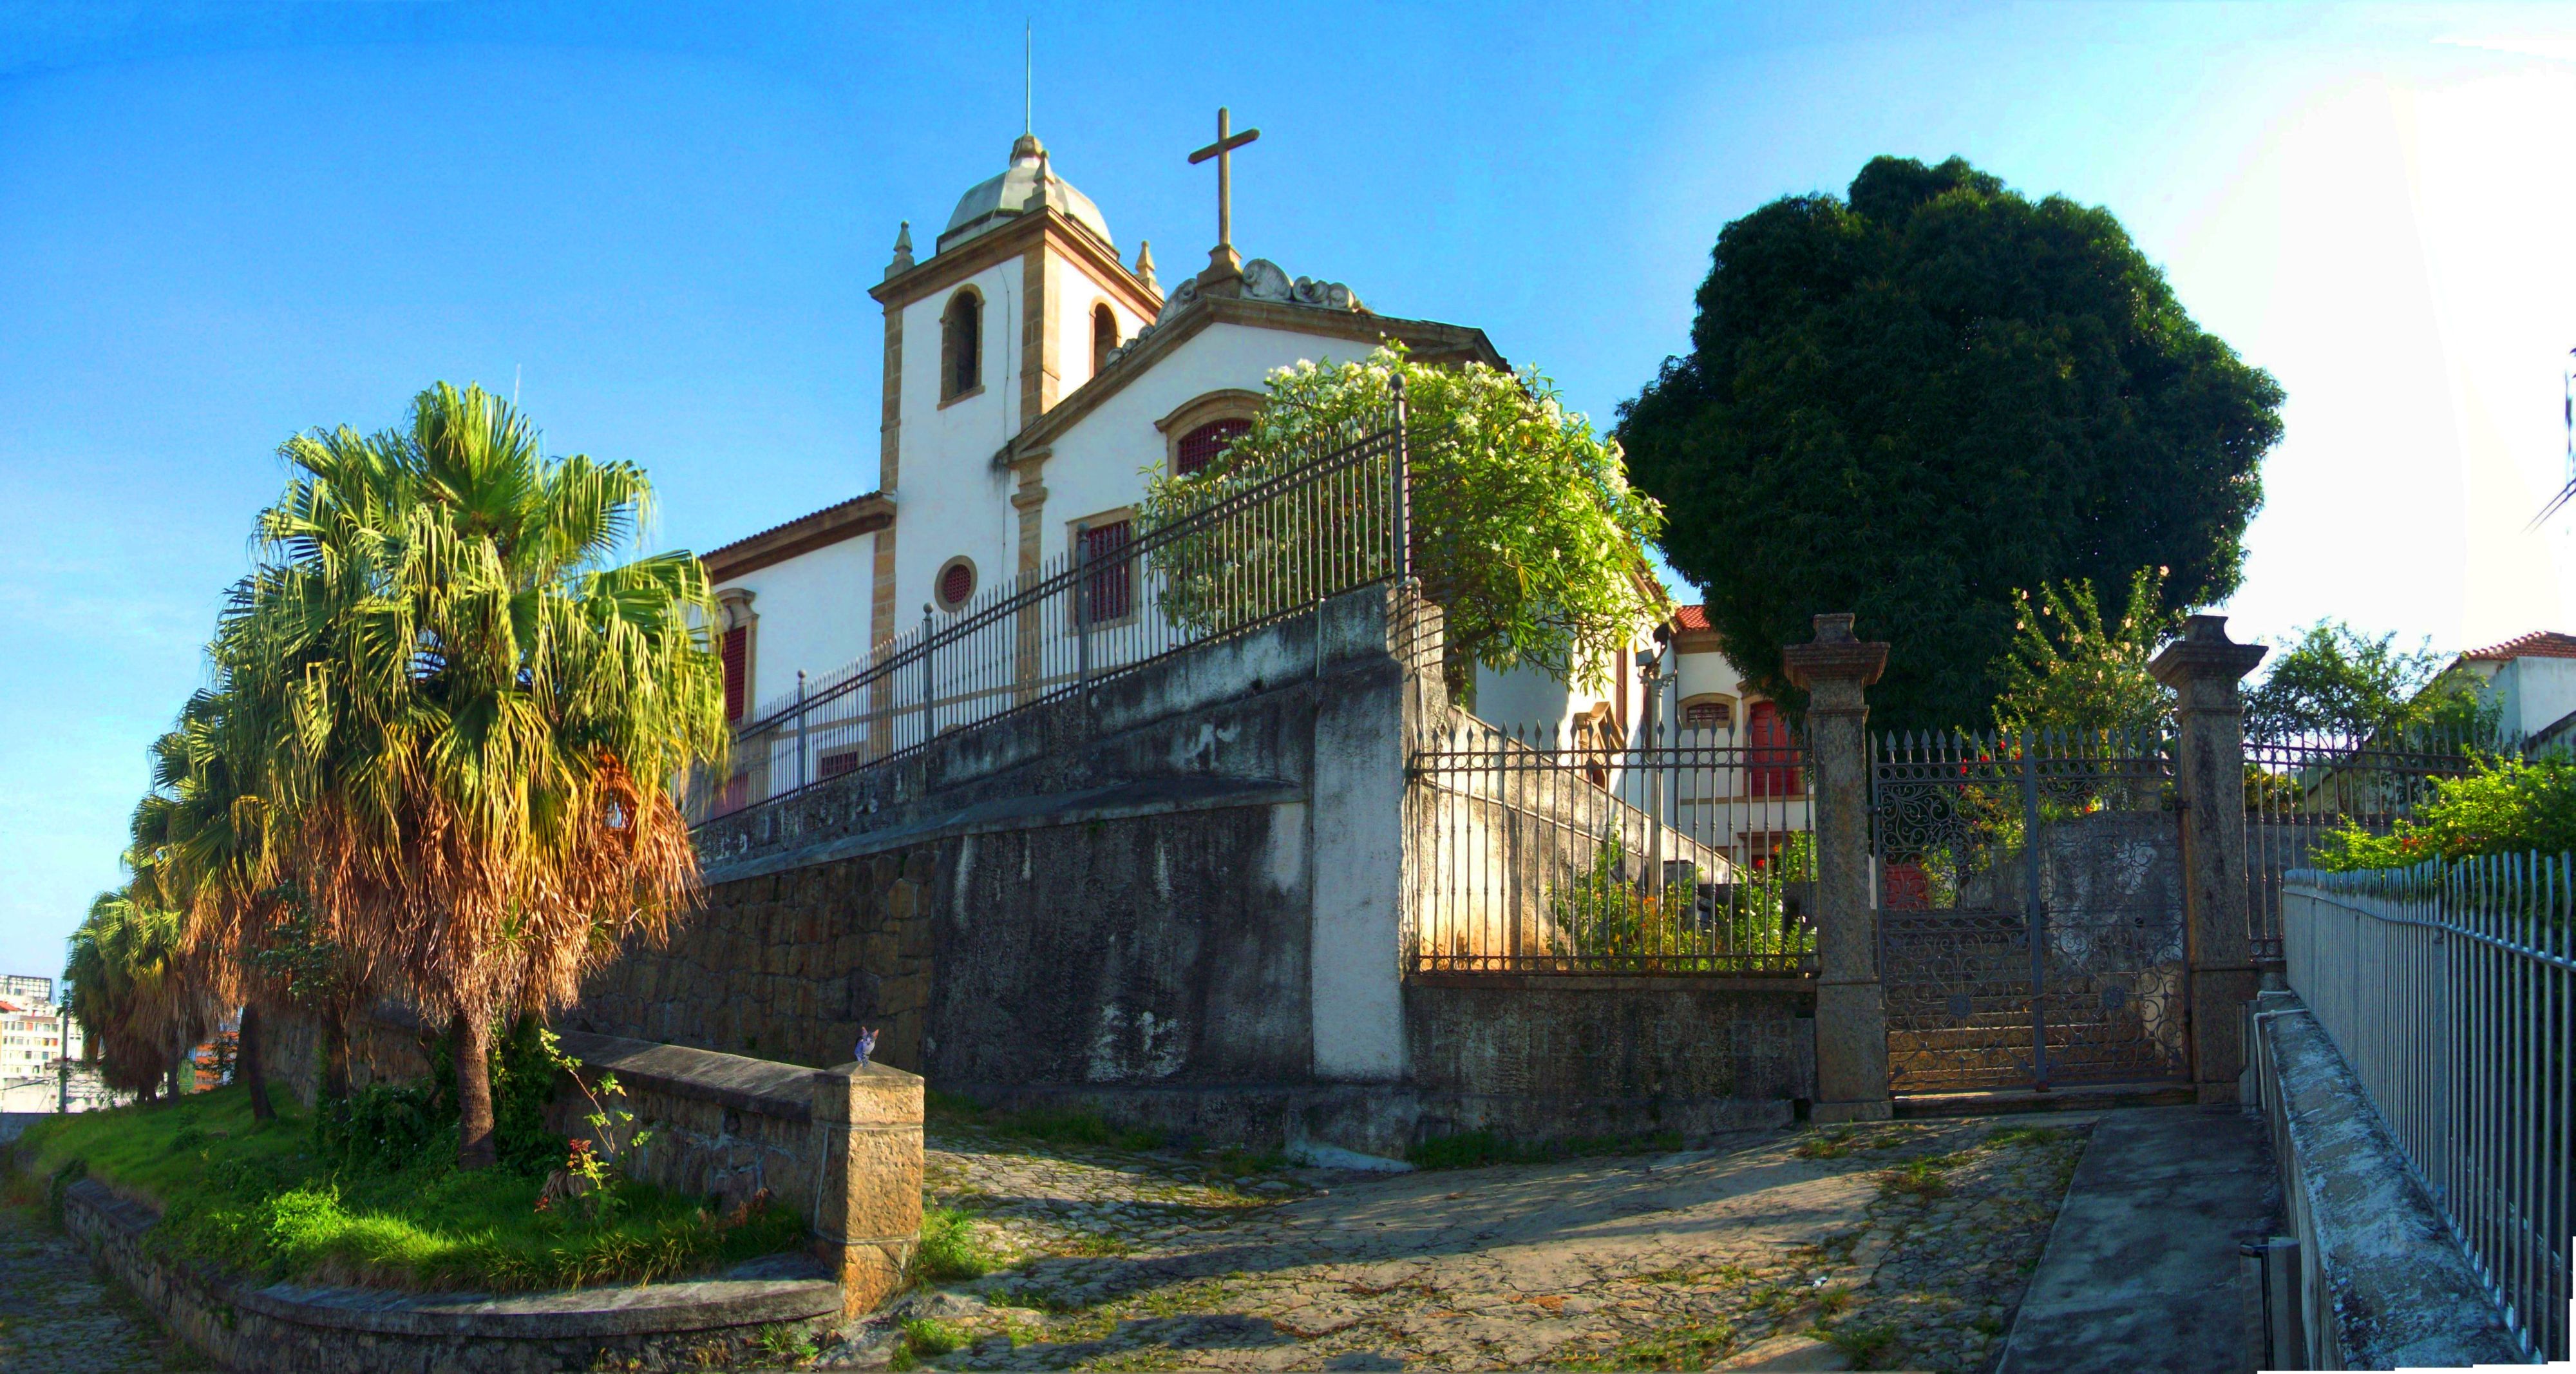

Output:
xmin=700 ymin=491 xmax=886 ymax=567
xmin=1672 ymin=604 xmax=1712 ymax=633
xmin=2461 ymin=630 xmax=2576 ymax=662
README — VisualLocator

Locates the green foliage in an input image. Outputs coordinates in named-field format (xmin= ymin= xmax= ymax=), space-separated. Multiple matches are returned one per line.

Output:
xmin=1544 ymin=830 xmax=1815 ymax=969
xmin=2245 ymin=620 xmax=2492 ymax=741
xmin=1618 ymin=155 xmax=2284 ymax=732
xmin=2309 ymin=754 xmax=2576 ymax=870
xmin=1141 ymin=344 xmax=1667 ymax=694
xmin=1993 ymin=568 xmax=2178 ymax=734
xmin=63 ymin=890 xmax=200 ymax=1096
xmin=16 ymin=1085 xmax=801 ymax=1292
xmin=314 ymin=1080 xmax=455 ymax=1172
xmin=1557 ymin=1320 xmax=1739 ymax=1370
xmin=899 ymin=1317 xmax=969 ymax=1364
xmin=913 ymin=1207 xmax=995 ymax=1283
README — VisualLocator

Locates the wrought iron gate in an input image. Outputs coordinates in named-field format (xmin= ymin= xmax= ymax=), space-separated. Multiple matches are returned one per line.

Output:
xmin=1873 ymin=730 xmax=2190 ymax=1094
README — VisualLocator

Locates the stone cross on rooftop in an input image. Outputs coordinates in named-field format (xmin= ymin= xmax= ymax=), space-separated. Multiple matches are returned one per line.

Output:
xmin=1189 ymin=106 xmax=1260 ymax=280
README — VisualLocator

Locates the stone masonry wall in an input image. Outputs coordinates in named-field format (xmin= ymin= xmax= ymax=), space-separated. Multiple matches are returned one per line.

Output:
xmin=1406 ymin=977 xmax=1814 ymax=1139
xmin=569 ymin=849 xmax=938 ymax=1074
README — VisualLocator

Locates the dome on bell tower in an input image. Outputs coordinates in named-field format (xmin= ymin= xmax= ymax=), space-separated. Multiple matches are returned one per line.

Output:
xmin=936 ymin=133 xmax=1113 ymax=255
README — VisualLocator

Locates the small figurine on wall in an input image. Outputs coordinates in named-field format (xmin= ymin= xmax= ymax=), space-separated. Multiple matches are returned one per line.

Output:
xmin=855 ymin=1027 xmax=879 ymax=1064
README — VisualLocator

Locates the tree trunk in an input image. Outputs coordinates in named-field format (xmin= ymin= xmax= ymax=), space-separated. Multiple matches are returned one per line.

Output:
xmin=453 ymin=1014 xmax=497 ymax=1170
xmin=319 ymin=1012 xmax=352 ymax=1102
xmin=167 ymin=1053 xmax=189 ymax=1100
xmin=239 ymin=1004 xmax=275 ymax=1121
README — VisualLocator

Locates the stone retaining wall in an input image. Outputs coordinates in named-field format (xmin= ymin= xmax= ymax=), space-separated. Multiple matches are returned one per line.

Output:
xmin=59 ymin=1178 xmax=841 ymax=1373
xmin=234 ymin=1016 xmax=923 ymax=1318
xmin=565 ymin=584 xmax=1812 ymax=1160
xmin=2244 ymin=989 xmax=2521 ymax=1368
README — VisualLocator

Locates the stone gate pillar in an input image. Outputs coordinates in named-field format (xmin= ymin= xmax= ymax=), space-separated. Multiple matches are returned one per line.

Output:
xmin=1783 ymin=613 xmax=1893 ymax=1124
xmin=2148 ymin=615 xmax=2267 ymax=1105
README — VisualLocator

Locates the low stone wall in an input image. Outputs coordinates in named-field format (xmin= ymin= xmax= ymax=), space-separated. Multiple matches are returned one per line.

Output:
xmin=60 ymin=1179 xmax=840 ymax=1373
xmin=232 ymin=1013 xmax=923 ymax=1319
xmin=1405 ymin=975 xmax=1813 ymax=1140
xmin=2244 ymin=989 xmax=2521 ymax=1368
xmin=950 ymin=978 xmax=1813 ymax=1159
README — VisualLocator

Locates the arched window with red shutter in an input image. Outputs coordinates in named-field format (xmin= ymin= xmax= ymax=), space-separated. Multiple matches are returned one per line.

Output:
xmin=1175 ymin=417 xmax=1250 ymax=475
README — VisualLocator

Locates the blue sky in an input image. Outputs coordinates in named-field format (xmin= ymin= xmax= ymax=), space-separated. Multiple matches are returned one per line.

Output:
xmin=8 ymin=1 xmax=2576 ymax=978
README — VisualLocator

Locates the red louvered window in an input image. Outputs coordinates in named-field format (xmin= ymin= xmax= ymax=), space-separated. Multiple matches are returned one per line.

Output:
xmin=1175 ymin=418 xmax=1250 ymax=475
xmin=721 ymin=625 xmax=749 ymax=723
xmin=1747 ymin=700 xmax=1800 ymax=797
xmin=938 ymin=560 xmax=975 ymax=609
xmin=1079 ymin=520 xmax=1133 ymax=623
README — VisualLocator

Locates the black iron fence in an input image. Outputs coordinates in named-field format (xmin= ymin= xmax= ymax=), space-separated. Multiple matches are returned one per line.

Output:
xmin=1873 ymin=728 xmax=2189 ymax=1094
xmin=2244 ymin=727 xmax=2490 ymax=964
xmin=691 ymin=410 xmax=1408 ymax=823
xmin=1408 ymin=716 xmax=1816 ymax=975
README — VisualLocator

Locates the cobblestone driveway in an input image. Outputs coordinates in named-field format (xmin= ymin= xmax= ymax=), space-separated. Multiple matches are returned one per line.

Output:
xmin=0 ymin=1199 xmax=206 ymax=1373
xmin=820 ymin=1116 xmax=2090 ymax=1372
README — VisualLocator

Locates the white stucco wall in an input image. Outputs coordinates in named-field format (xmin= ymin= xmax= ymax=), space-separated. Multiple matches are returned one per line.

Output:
xmin=2496 ymin=656 xmax=2576 ymax=738
xmin=717 ymin=532 xmax=877 ymax=718
xmin=1049 ymin=253 xmax=1151 ymax=401
xmin=1036 ymin=320 xmax=1397 ymax=565
xmin=896 ymin=256 xmax=1025 ymax=622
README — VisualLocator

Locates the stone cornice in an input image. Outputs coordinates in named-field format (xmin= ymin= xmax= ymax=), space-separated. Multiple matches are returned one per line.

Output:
xmin=870 ymin=209 xmax=1160 ymax=324
xmin=703 ymin=493 xmax=896 ymax=584
xmin=2148 ymin=614 xmax=2268 ymax=692
xmin=997 ymin=296 xmax=1504 ymax=466
xmin=1781 ymin=614 xmax=1889 ymax=691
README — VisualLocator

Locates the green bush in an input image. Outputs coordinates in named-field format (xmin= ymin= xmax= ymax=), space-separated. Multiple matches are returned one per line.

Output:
xmin=2310 ymin=754 xmax=2576 ymax=870
xmin=17 ymin=1083 xmax=804 ymax=1292
xmin=912 ymin=1206 xmax=992 ymax=1283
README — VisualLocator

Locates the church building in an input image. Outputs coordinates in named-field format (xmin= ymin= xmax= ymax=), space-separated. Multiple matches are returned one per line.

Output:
xmin=693 ymin=119 xmax=1796 ymax=863
xmin=699 ymin=124 xmax=1498 ymax=731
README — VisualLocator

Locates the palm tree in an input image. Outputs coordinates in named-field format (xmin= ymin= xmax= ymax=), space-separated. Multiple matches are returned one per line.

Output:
xmin=231 ymin=382 xmax=726 ymax=1168
xmin=124 ymin=689 xmax=292 ymax=1120
xmin=64 ymin=890 xmax=204 ymax=1102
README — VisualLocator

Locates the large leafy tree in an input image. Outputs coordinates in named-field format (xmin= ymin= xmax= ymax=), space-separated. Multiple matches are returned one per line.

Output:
xmin=1141 ymin=345 xmax=1667 ymax=695
xmin=1617 ymin=155 xmax=2284 ymax=730
xmin=2244 ymin=620 xmax=2491 ymax=742
xmin=222 ymin=382 xmax=728 ymax=1168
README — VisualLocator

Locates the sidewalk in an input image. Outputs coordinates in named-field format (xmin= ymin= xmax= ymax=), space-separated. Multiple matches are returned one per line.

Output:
xmin=1996 ymin=1104 xmax=2278 ymax=1374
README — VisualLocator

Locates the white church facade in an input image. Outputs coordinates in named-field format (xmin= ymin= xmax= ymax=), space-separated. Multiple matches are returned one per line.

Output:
xmin=692 ymin=122 xmax=1806 ymax=866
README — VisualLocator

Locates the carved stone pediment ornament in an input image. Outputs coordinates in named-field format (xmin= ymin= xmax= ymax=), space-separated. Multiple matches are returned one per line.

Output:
xmin=1110 ymin=260 xmax=1368 ymax=367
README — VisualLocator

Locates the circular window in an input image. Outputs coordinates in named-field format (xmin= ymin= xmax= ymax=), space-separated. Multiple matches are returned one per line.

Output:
xmin=936 ymin=557 xmax=977 ymax=611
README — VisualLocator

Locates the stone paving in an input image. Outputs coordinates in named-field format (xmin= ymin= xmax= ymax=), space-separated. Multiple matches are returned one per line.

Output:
xmin=0 ymin=1197 xmax=207 ymax=1373
xmin=812 ymin=1115 xmax=2094 ymax=1372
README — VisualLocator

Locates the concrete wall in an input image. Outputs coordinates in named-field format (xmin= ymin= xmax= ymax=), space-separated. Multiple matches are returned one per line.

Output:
xmin=571 ymin=584 xmax=1812 ymax=1158
xmin=2244 ymin=989 xmax=2522 ymax=1368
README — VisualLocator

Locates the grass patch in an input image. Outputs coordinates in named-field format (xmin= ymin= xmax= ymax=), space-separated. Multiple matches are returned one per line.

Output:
xmin=1877 ymin=1157 xmax=1953 ymax=1201
xmin=911 ymin=1206 xmax=994 ymax=1283
xmin=10 ymin=1085 xmax=804 ymax=1292
xmin=891 ymin=1315 xmax=968 ymax=1369
xmin=1405 ymin=1128 xmax=1684 ymax=1170
xmin=1558 ymin=1320 xmax=1738 ymax=1370
xmin=1821 ymin=1320 xmax=1900 ymax=1368
xmin=1985 ymin=1124 xmax=2065 ymax=1149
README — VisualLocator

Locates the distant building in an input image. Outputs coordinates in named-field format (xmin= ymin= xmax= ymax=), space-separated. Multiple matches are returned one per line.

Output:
xmin=2449 ymin=631 xmax=2576 ymax=751
xmin=0 ymin=996 xmax=69 ymax=1076
xmin=1 ymin=974 xmax=52 ymax=1006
